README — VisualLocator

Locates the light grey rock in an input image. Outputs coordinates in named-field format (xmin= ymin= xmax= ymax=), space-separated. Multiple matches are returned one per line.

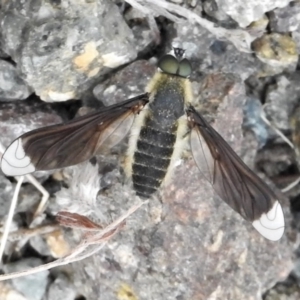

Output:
xmin=264 ymin=279 xmax=300 ymax=300
xmin=203 ymin=0 xmax=238 ymax=28
xmin=256 ymin=143 xmax=295 ymax=179
xmin=29 ymin=236 xmax=52 ymax=257
xmin=269 ymin=2 xmax=300 ymax=33
xmin=0 ymin=97 xmax=63 ymax=148
xmin=265 ymin=73 xmax=300 ymax=131
xmin=292 ymin=23 xmax=300 ymax=53
xmin=173 ymin=22 xmax=262 ymax=80
xmin=247 ymin=15 xmax=269 ymax=36
xmin=0 ymin=97 xmax=64 ymax=181
xmin=4 ymin=258 xmax=49 ymax=300
xmin=0 ymin=0 xmax=136 ymax=102
xmin=124 ymin=7 xmax=161 ymax=53
xmin=0 ymin=60 xmax=32 ymax=101
xmin=290 ymin=107 xmax=300 ymax=173
xmin=0 ymin=283 xmax=28 ymax=300
xmin=47 ymin=274 xmax=76 ymax=300
xmin=214 ymin=0 xmax=293 ymax=27
xmin=0 ymin=174 xmax=15 ymax=218
xmin=93 ymin=59 xmax=156 ymax=106
xmin=15 ymin=183 xmax=45 ymax=214
xmin=254 ymin=72 xmax=300 ymax=183
xmin=243 ymin=97 xmax=270 ymax=149
xmin=0 ymin=42 xmax=9 ymax=59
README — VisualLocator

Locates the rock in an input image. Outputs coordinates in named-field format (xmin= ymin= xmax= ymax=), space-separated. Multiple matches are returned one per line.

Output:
xmin=256 ymin=143 xmax=295 ymax=178
xmin=0 ymin=97 xmax=64 ymax=183
xmin=264 ymin=73 xmax=300 ymax=131
xmin=203 ymin=0 xmax=238 ymax=28
xmin=173 ymin=22 xmax=262 ymax=80
xmin=0 ymin=60 xmax=32 ymax=101
xmin=264 ymin=279 xmax=300 ymax=300
xmin=124 ymin=7 xmax=160 ymax=53
xmin=169 ymin=0 xmax=184 ymax=3
xmin=248 ymin=15 xmax=269 ymax=37
xmin=47 ymin=274 xmax=76 ymax=300
xmin=243 ymin=97 xmax=270 ymax=149
xmin=253 ymin=33 xmax=298 ymax=76
xmin=93 ymin=60 xmax=156 ymax=106
xmin=290 ymin=106 xmax=300 ymax=169
xmin=0 ymin=174 xmax=15 ymax=218
xmin=0 ymin=97 xmax=63 ymax=148
xmin=0 ymin=42 xmax=9 ymax=59
xmin=0 ymin=283 xmax=28 ymax=300
xmin=269 ymin=2 xmax=300 ymax=33
xmin=3 ymin=258 xmax=49 ymax=300
xmin=292 ymin=29 xmax=300 ymax=53
xmin=0 ymin=0 xmax=136 ymax=102
xmin=214 ymin=0 xmax=292 ymax=28
xmin=29 ymin=236 xmax=52 ymax=257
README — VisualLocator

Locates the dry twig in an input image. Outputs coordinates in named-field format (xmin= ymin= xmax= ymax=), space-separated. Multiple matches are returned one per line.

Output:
xmin=0 ymin=201 xmax=146 ymax=281
xmin=0 ymin=142 xmax=50 ymax=263
xmin=125 ymin=0 xmax=255 ymax=53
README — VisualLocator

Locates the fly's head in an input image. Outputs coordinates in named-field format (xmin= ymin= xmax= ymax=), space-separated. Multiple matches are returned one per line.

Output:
xmin=157 ymin=47 xmax=192 ymax=78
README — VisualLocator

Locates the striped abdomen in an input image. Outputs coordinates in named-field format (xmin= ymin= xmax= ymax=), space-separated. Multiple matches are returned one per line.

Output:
xmin=132 ymin=118 xmax=177 ymax=198
xmin=126 ymin=72 xmax=190 ymax=198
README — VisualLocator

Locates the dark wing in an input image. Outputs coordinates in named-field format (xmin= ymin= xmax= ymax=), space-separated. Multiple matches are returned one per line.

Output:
xmin=1 ymin=94 xmax=148 ymax=176
xmin=186 ymin=105 xmax=284 ymax=241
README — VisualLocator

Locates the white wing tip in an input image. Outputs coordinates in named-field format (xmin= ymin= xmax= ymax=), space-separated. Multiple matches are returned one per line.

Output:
xmin=1 ymin=138 xmax=35 ymax=176
xmin=252 ymin=200 xmax=285 ymax=241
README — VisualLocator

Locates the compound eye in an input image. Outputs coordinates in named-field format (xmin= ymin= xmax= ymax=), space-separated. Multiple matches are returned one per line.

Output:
xmin=158 ymin=54 xmax=179 ymax=75
xmin=178 ymin=58 xmax=192 ymax=77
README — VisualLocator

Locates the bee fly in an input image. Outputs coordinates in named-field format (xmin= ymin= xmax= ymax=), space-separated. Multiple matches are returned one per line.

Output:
xmin=1 ymin=48 xmax=285 ymax=241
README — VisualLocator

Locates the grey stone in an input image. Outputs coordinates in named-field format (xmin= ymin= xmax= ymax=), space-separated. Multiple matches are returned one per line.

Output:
xmin=264 ymin=279 xmax=300 ymax=300
xmin=29 ymin=236 xmax=52 ymax=257
xmin=0 ymin=60 xmax=32 ymax=101
xmin=16 ymin=183 xmax=45 ymax=214
xmin=256 ymin=143 xmax=295 ymax=178
xmin=214 ymin=0 xmax=292 ymax=27
xmin=243 ymin=97 xmax=270 ymax=149
xmin=0 ymin=42 xmax=9 ymax=59
xmin=93 ymin=59 xmax=156 ymax=106
xmin=124 ymin=7 xmax=161 ymax=53
xmin=247 ymin=15 xmax=269 ymax=37
xmin=0 ymin=174 xmax=15 ymax=218
xmin=173 ymin=22 xmax=262 ymax=80
xmin=269 ymin=2 xmax=300 ymax=33
xmin=265 ymin=73 xmax=300 ymax=131
xmin=0 ymin=98 xmax=63 ymax=148
xmin=4 ymin=258 xmax=49 ymax=300
xmin=47 ymin=274 xmax=76 ymax=300
xmin=203 ymin=0 xmax=238 ymax=28
xmin=0 ymin=283 xmax=28 ymax=300
xmin=292 ymin=28 xmax=300 ymax=53
xmin=0 ymin=0 xmax=136 ymax=102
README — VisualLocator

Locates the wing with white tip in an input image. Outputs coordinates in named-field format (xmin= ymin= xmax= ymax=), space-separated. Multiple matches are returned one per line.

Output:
xmin=1 ymin=94 xmax=148 ymax=176
xmin=186 ymin=105 xmax=285 ymax=241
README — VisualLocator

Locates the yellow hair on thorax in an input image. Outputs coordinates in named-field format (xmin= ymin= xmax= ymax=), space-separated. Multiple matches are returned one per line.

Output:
xmin=146 ymin=72 xmax=193 ymax=105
